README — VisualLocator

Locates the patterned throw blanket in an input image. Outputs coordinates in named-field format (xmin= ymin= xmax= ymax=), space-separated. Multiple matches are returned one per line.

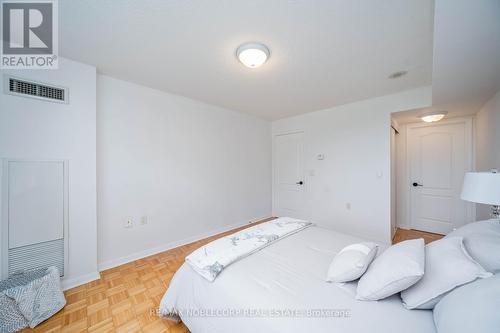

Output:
xmin=0 ymin=266 xmax=66 ymax=332
xmin=186 ymin=217 xmax=313 ymax=282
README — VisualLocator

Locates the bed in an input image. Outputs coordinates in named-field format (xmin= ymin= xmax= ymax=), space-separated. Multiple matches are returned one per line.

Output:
xmin=160 ymin=225 xmax=436 ymax=333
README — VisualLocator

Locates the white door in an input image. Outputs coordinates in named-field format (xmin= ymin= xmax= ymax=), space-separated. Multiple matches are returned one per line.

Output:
xmin=273 ymin=132 xmax=306 ymax=219
xmin=408 ymin=119 xmax=473 ymax=234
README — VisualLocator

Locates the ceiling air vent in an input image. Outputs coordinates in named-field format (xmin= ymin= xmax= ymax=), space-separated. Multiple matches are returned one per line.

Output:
xmin=4 ymin=76 xmax=68 ymax=103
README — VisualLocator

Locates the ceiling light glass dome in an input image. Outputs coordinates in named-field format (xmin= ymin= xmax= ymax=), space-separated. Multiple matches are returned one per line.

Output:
xmin=236 ymin=43 xmax=270 ymax=68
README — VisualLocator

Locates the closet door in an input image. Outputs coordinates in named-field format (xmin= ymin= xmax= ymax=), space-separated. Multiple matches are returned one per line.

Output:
xmin=2 ymin=160 xmax=68 ymax=277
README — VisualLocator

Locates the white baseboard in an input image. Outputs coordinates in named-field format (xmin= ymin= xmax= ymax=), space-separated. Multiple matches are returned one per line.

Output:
xmin=62 ymin=271 xmax=100 ymax=291
xmin=97 ymin=216 xmax=272 ymax=272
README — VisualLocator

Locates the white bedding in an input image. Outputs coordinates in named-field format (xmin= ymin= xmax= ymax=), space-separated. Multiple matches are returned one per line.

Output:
xmin=186 ymin=217 xmax=312 ymax=281
xmin=160 ymin=226 xmax=436 ymax=333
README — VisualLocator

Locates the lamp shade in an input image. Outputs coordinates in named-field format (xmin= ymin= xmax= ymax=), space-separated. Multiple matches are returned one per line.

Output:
xmin=461 ymin=172 xmax=500 ymax=205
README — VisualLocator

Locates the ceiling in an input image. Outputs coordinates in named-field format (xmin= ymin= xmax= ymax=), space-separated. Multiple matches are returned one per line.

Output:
xmin=431 ymin=0 xmax=500 ymax=116
xmin=392 ymin=0 xmax=500 ymax=125
xmin=59 ymin=0 xmax=434 ymax=120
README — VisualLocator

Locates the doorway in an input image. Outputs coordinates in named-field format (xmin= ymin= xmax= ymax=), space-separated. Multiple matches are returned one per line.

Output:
xmin=394 ymin=117 xmax=474 ymax=235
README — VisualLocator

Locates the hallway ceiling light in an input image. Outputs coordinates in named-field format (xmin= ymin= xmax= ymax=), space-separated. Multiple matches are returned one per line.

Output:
xmin=236 ymin=43 xmax=270 ymax=68
xmin=420 ymin=111 xmax=448 ymax=123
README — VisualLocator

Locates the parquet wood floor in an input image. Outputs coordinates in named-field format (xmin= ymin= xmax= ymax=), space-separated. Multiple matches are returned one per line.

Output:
xmin=392 ymin=228 xmax=443 ymax=245
xmin=20 ymin=220 xmax=439 ymax=333
xmin=19 ymin=218 xmax=273 ymax=333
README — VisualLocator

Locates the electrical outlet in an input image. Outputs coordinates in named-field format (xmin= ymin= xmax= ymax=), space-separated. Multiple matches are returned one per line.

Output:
xmin=141 ymin=216 xmax=148 ymax=225
xmin=124 ymin=219 xmax=133 ymax=228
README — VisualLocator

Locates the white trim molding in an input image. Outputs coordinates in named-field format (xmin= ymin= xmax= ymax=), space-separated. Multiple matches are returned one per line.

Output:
xmin=62 ymin=271 xmax=100 ymax=291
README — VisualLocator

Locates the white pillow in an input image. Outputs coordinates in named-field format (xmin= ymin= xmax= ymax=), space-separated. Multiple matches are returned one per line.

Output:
xmin=326 ymin=242 xmax=378 ymax=283
xmin=401 ymin=236 xmax=492 ymax=309
xmin=433 ymin=274 xmax=500 ymax=333
xmin=356 ymin=238 xmax=425 ymax=301
xmin=446 ymin=220 xmax=500 ymax=273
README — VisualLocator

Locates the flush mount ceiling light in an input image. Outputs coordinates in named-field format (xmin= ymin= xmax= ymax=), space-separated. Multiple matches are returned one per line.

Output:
xmin=236 ymin=43 xmax=270 ymax=68
xmin=420 ymin=111 xmax=448 ymax=123
xmin=388 ymin=70 xmax=408 ymax=79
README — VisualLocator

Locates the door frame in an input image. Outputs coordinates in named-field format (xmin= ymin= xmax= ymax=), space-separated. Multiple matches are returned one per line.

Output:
xmin=272 ymin=130 xmax=307 ymax=219
xmin=390 ymin=126 xmax=398 ymax=239
xmin=405 ymin=117 xmax=475 ymax=233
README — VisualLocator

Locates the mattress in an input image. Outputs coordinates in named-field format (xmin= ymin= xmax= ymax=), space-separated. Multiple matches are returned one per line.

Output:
xmin=160 ymin=226 xmax=436 ymax=333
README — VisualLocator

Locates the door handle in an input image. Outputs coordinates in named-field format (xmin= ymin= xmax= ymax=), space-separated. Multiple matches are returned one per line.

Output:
xmin=412 ymin=182 xmax=423 ymax=187
xmin=296 ymin=181 xmax=304 ymax=185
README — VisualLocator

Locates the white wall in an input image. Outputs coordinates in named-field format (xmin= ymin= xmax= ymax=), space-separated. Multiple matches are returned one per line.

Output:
xmin=395 ymin=124 xmax=410 ymax=229
xmin=475 ymin=89 xmax=500 ymax=220
xmin=272 ymin=87 xmax=432 ymax=244
xmin=97 ymin=75 xmax=271 ymax=269
xmin=390 ymin=126 xmax=397 ymax=238
xmin=0 ymin=58 xmax=98 ymax=289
